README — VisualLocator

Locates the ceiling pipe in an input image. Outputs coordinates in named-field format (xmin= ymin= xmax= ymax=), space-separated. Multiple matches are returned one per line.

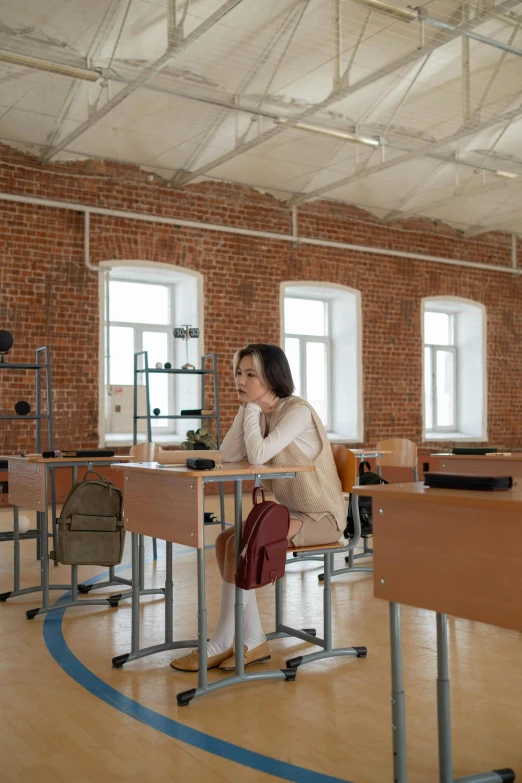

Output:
xmin=0 ymin=191 xmax=519 ymax=276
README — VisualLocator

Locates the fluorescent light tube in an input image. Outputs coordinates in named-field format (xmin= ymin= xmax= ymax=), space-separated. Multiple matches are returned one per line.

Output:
xmin=0 ymin=50 xmax=100 ymax=82
xmin=349 ymin=0 xmax=417 ymax=22
xmin=496 ymin=170 xmax=518 ymax=179
xmin=277 ymin=119 xmax=380 ymax=147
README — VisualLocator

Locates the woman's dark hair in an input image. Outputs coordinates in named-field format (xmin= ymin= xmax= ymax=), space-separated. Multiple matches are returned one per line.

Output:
xmin=233 ymin=343 xmax=295 ymax=398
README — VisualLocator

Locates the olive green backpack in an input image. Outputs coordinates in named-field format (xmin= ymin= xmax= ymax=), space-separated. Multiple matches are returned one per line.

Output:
xmin=50 ymin=470 xmax=125 ymax=566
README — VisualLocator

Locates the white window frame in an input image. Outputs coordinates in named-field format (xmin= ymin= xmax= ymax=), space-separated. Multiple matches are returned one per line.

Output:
xmin=424 ymin=311 xmax=458 ymax=433
xmin=284 ymin=295 xmax=332 ymax=431
xmin=98 ymin=261 xmax=204 ymax=447
xmin=422 ymin=297 xmax=487 ymax=442
xmin=107 ymin=279 xmax=177 ymax=435
xmin=281 ymin=282 xmax=363 ymax=442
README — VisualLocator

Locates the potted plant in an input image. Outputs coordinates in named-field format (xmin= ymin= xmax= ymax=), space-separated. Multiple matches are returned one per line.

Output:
xmin=181 ymin=428 xmax=217 ymax=450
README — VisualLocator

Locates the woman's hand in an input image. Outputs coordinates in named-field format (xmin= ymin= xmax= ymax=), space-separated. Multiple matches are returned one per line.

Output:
xmin=252 ymin=390 xmax=279 ymax=414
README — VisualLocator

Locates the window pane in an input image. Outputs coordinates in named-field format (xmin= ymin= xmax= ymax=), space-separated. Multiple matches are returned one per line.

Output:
xmin=109 ymin=281 xmax=170 ymax=325
xmin=284 ymin=338 xmax=301 ymax=396
xmin=424 ymin=311 xmax=452 ymax=346
xmin=424 ymin=346 xmax=433 ymax=430
xmin=143 ymin=331 xmax=170 ymax=428
xmin=109 ymin=326 xmax=134 ymax=385
xmin=306 ymin=342 xmax=328 ymax=426
xmin=435 ymin=349 xmax=455 ymax=428
xmin=285 ymin=298 xmax=327 ymax=336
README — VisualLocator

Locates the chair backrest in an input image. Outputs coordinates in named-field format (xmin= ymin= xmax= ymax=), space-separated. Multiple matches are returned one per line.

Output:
xmin=129 ymin=442 xmax=158 ymax=462
xmin=376 ymin=438 xmax=417 ymax=469
xmin=331 ymin=445 xmax=357 ymax=493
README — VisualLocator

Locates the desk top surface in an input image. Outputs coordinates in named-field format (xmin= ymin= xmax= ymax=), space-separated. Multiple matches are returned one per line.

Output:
xmin=352 ymin=480 xmax=522 ymax=510
xmin=119 ymin=460 xmax=314 ymax=478
xmin=7 ymin=455 xmax=132 ymax=464
xmin=431 ymin=452 xmax=522 ymax=460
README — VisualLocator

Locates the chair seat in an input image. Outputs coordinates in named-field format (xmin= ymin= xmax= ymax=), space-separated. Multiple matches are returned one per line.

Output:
xmin=288 ymin=540 xmax=345 ymax=554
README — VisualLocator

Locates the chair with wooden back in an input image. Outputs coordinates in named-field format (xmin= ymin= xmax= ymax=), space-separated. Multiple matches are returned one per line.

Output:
xmin=129 ymin=441 xmax=159 ymax=463
xmin=376 ymin=438 xmax=418 ymax=480
xmin=273 ymin=445 xmax=368 ymax=671
xmin=331 ymin=439 xmax=419 ymax=582
xmin=331 ymin=444 xmax=357 ymax=496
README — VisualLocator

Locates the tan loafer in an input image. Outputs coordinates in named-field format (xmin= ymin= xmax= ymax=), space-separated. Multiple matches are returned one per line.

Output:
xmin=218 ymin=641 xmax=271 ymax=671
xmin=170 ymin=647 xmax=233 ymax=672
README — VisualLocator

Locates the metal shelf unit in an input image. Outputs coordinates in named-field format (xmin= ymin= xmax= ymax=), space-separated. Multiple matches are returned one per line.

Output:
xmin=133 ymin=352 xmax=225 ymax=527
xmin=0 ymin=346 xmax=56 ymax=566
xmin=0 ymin=347 xmax=55 ymax=452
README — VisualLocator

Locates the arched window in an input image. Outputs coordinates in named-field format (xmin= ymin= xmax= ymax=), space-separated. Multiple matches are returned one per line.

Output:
xmin=281 ymin=282 xmax=362 ymax=441
xmin=422 ymin=296 xmax=486 ymax=441
xmin=98 ymin=261 xmax=203 ymax=445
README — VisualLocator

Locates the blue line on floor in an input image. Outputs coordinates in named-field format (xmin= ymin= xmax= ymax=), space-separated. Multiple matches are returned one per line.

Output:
xmin=43 ymin=545 xmax=355 ymax=783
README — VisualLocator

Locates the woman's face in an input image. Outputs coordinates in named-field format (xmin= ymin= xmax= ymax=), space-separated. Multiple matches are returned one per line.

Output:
xmin=236 ymin=355 xmax=268 ymax=404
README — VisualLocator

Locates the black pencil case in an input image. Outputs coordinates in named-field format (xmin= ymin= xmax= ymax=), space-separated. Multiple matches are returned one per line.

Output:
xmin=424 ymin=472 xmax=512 ymax=491
xmin=186 ymin=458 xmax=215 ymax=471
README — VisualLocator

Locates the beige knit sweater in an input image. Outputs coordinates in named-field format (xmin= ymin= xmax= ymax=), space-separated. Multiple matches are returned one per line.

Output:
xmin=262 ymin=396 xmax=346 ymax=533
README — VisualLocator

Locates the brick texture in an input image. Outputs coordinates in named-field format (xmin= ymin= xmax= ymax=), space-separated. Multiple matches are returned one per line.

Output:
xmin=0 ymin=143 xmax=521 ymax=456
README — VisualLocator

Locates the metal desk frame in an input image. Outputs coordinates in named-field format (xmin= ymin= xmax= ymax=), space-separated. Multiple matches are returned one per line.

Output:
xmin=356 ymin=482 xmax=516 ymax=783
xmin=2 ymin=458 xmax=163 ymax=617
xmin=112 ymin=464 xmax=365 ymax=704
xmin=113 ymin=468 xmax=301 ymax=704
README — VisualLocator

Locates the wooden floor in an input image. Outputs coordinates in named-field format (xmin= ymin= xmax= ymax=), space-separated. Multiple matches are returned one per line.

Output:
xmin=1 ymin=497 xmax=521 ymax=783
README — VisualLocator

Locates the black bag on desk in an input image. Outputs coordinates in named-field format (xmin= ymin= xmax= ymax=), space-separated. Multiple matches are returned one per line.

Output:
xmin=50 ymin=470 xmax=125 ymax=566
xmin=344 ymin=461 xmax=388 ymax=539
xmin=424 ymin=472 xmax=512 ymax=491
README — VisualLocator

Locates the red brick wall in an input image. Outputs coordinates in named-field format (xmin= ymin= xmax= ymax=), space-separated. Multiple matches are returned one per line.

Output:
xmin=0 ymin=143 xmax=521 ymax=455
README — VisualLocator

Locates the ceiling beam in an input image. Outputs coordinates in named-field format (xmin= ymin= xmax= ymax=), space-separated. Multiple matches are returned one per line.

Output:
xmin=172 ymin=0 xmax=522 ymax=187
xmin=287 ymin=100 xmax=522 ymax=207
xmin=39 ymin=0 xmax=246 ymax=163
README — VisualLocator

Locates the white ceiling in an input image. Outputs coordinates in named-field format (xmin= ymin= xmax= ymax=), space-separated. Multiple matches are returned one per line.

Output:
xmin=1 ymin=0 xmax=522 ymax=236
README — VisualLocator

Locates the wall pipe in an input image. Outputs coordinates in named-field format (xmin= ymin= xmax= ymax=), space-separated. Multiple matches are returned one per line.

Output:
xmin=0 ymin=191 xmax=520 ymax=277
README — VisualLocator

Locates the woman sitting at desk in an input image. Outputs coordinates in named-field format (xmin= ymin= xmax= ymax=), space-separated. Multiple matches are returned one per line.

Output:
xmin=171 ymin=343 xmax=346 ymax=672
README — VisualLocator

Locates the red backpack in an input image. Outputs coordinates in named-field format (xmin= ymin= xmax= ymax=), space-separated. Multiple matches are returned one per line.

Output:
xmin=235 ymin=487 xmax=290 ymax=590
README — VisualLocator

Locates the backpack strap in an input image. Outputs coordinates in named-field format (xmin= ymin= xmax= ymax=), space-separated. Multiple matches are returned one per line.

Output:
xmin=252 ymin=487 xmax=266 ymax=505
xmin=82 ymin=470 xmax=119 ymax=496
xmin=83 ymin=470 xmax=108 ymax=482
xmin=358 ymin=460 xmax=371 ymax=477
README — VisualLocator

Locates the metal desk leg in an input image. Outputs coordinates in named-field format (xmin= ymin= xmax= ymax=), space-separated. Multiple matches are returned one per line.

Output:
xmin=139 ymin=535 xmax=145 ymax=591
xmin=112 ymin=533 xmax=198 ymax=669
xmin=437 ymin=612 xmax=453 ymax=783
xmin=13 ymin=505 xmax=20 ymax=593
xmin=436 ymin=613 xmax=514 ymax=783
xmin=219 ymin=483 xmax=226 ymax=531
xmin=36 ymin=511 xmax=41 ymax=561
xmin=234 ymin=479 xmax=245 ymax=678
xmin=131 ymin=533 xmax=140 ymax=654
xmin=390 ymin=602 xmax=407 ymax=783
xmin=50 ymin=469 xmax=58 ymax=567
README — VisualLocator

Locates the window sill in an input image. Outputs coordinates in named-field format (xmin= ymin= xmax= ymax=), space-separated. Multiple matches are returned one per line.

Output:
xmin=327 ymin=432 xmax=360 ymax=444
xmin=423 ymin=432 xmax=486 ymax=442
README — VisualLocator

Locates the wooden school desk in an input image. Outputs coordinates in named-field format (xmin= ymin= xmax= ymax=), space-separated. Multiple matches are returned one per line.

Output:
xmin=352 ymin=480 xmax=519 ymax=783
xmin=112 ymin=460 xmax=314 ymax=706
xmin=433 ymin=452 xmax=522 ymax=481
xmin=4 ymin=455 xmax=142 ymax=617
